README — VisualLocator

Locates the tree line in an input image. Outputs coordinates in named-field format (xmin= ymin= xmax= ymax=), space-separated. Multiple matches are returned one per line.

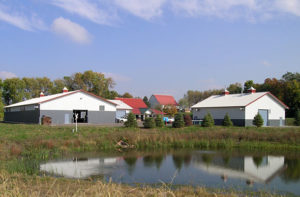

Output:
xmin=0 ymin=70 xmax=135 ymax=119
xmin=179 ymin=72 xmax=300 ymax=118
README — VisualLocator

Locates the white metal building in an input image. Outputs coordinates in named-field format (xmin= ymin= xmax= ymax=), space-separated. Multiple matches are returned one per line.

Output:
xmin=4 ymin=88 xmax=117 ymax=125
xmin=191 ymin=88 xmax=289 ymax=126
xmin=108 ymin=100 xmax=132 ymax=120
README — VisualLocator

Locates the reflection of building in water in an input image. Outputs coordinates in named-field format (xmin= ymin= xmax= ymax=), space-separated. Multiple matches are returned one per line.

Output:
xmin=40 ymin=157 xmax=120 ymax=179
xmin=192 ymin=154 xmax=285 ymax=184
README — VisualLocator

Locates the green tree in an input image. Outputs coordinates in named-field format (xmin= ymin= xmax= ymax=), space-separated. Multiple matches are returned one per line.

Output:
xmin=227 ymin=83 xmax=242 ymax=94
xmin=0 ymin=79 xmax=3 ymax=120
xmin=124 ymin=112 xmax=138 ymax=128
xmin=184 ymin=113 xmax=192 ymax=126
xmin=51 ymin=79 xmax=66 ymax=94
xmin=202 ymin=112 xmax=214 ymax=127
xmin=3 ymin=78 xmax=26 ymax=104
xmin=106 ymin=90 xmax=119 ymax=99
xmin=143 ymin=117 xmax=155 ymax=128
xmin=122 ymin=92 xmax=133 ymax=98
xmin=243 ymin=80 xmax=254 ymax=93
xmin=173 ymin=113 xmax=184 ymax=128
xmin=295 ymin=110 xmax=300 ymax=126
xmin=143 ymin=96 xmax=150 ymax=107
xmin=223 ymin=113 xmax=233 ymax=126
xmin=253 ymin=113 xmax=264 ymax=127
xmin=155 ymin=115 xmax=164 ymax=127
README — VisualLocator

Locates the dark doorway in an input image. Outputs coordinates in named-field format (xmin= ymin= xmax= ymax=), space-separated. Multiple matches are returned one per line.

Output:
xmin=73 ymin=110 xmax=88 ymax=123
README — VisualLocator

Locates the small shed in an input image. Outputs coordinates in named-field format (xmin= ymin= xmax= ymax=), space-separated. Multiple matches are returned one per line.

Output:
xmin=191 ymin=87 xmax=289 ymax=127
xmin=4 ymin=88 xmax=117 ymax=125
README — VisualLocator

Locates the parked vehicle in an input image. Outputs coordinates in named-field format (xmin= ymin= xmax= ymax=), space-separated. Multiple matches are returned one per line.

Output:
xmin=116 ymin=116 xmax=128 ymax=123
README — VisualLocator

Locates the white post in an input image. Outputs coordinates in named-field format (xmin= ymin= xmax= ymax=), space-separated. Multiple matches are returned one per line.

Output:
xmin=75 ymin=113 xmax=78 ymax=132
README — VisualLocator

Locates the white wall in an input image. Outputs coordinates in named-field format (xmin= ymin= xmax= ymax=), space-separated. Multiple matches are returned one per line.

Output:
xmin=245 ymin=94 xmax=285 ymax=120
xmin=40 ymin=92 xmax=116 ymax=111
xmin=193 ymin=107 xmax=245 ymax=119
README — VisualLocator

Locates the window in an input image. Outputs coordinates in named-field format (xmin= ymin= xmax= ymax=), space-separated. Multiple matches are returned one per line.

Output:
xmin=99 ymin=105 xmax=105 ymax=111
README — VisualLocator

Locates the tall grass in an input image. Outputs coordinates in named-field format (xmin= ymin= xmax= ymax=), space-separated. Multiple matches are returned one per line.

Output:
xmin=0 ymin=123 xmax=300 ymax=160
xmin=0 ymin=170 xmax=283 ymax=197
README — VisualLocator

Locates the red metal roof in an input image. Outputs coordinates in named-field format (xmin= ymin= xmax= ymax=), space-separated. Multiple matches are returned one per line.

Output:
xmin=150 ymin=109 xmax=166 ymax=115
xmin=115 ymin=98 xmax=148 ymax=109
xmin=132 ymin=108 xmax=141 ymax=115
xmin=154 ymin=95 xmax=178 ymax=106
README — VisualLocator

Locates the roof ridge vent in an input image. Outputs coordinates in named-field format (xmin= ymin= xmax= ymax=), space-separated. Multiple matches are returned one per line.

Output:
xmin=222 ymin=88 xmax=230 ymax=96
xmin=40 ymin=92 xmax=44 ymax=97
xmin=63 ymin=87 xmax=68 ymax=93
xmin=248 ymin=87 xmax=256 ymax=94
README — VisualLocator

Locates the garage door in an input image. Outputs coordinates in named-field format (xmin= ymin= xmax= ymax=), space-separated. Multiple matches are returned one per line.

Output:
xmin=258 ymin=109 xmax=268 ymax=126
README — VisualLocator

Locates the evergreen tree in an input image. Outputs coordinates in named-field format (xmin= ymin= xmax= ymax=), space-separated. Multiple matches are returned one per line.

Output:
xmin=223 ymin=113 xmax=233 ymax=126
xmin=184 ymin=113 xmax=192 ymax=126
xmin=253 ymin=113 xmax=264 ymax=127
xmin=155 ymin=115 xmax=164 ymax=127
xmin=143 ymin=96 xmax=151 ymax=108
xmin=202 ymin=113 xmax=214 ymax=127
xmin=173 ymin=113 xmax=185 ymax=128
xmin=143 ymin=117 xmax=155 ymax=128
xmin=124 ymin=112 xmax=138 ymax=128
xmin=294 ymin=110 xmax=300 ymax=126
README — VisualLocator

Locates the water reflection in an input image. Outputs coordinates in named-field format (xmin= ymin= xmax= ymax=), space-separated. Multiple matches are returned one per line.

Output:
xmin=39 ymin=150 xmax=300 ymax=195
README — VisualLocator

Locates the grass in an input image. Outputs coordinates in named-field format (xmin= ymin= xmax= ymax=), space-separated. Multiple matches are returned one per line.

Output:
xmin=0 ymin=170 xmax=286 ymax=197
xmin=1 ymin=123 xmax=300 ymax=160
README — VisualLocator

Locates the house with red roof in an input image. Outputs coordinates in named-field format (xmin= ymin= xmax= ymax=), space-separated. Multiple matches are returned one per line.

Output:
xmin=115 ymin=98 xmax=151 ymax=121
xmin=149 ymin=94 xmax=178 ymax=109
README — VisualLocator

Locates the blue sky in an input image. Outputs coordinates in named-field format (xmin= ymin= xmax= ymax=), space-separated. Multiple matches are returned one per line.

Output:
xmin=1 ymin=0 xmax=300 ymax=100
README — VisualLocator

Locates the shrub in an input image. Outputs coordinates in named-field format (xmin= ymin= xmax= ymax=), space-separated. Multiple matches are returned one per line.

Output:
xmin=155 ymin=115 xmax=164 ymax=127
xmin=173 ymin=113 xmax=185 ymax=128
xmin=143 ymin=117 xmax=155 ymax=128
xmin=253 ymin=113 xmax=264 ymax=127
xmin=223 ymin=113 xmax=233 ymax=126
xmin=184 ymin=114 xmax=192 ymax=126
xmin=202 ymin=113 xmax=214 ymax=127
xmin=124 ymin=112 xmax=138 ymax=128
xmin=295 ymin=110 xmax=300 ymax=126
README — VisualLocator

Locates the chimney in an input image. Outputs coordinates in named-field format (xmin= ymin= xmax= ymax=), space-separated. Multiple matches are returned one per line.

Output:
xmin=40 ymin=92 xmax=44 ymax=97
xmin=222 ymin=89 xmax=230 ymax=96
xmin=63 ymin=87 xmax=68 ymax=93
xmin=248 ymin=87 xmax=256 ymax=94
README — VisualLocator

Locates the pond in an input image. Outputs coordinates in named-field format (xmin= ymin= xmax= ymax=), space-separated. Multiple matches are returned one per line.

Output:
xmin=39 ymin=149 xmax=300 ymax=196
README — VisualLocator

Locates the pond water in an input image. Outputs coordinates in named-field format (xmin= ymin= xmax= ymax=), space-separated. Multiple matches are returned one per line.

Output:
xmin=39 ymin=150 xmax=300 ymax=196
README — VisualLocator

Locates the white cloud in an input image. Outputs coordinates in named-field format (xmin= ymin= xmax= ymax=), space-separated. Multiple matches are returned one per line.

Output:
xmin=52 ymin=17 xmax=91 ymax=44
xmin=0 ymin=71 xmax=17 ymax=80
xmin=274 ymin=0 xmax=300 ymax=16
xmin=262 ymin=60 xmax=272 ymax=67
xmin=114 ymin=0 xmax=167 ymax=20
xmin=0 ymin=4 xmax=46 ymax=31
xmin=51 ymin=0 xmax=115 ymax=25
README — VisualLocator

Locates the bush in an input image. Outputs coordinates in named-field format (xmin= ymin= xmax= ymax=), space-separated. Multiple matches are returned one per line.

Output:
xmin=253 ymin=113 xmax=264 ymax=127
xmin=124 ymin=113 xmax=138 ymax=128
xmin=143 ymin=117 xmax=155 ymax=128
xmin=295 ymin=110 xmax=300 ymax=126
xmin=223 ymin=113 xmax=233 ymax=126
xmin=155 ymin=115 xmax=164 ymax=127
xmin=173 ymin=113 xmax=185 ymax=128
xmin=184 ymin=114 xmax=192 ymax=126
xmin=202 ymin=113 xmax=214 ymax=127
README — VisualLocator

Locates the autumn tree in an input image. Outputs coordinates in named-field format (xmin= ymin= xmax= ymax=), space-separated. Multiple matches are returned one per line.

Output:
xmin=163 ymin=104 xmax=177 ymax=117
xmin=122 ymin=92 xmax=133 ymax=98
